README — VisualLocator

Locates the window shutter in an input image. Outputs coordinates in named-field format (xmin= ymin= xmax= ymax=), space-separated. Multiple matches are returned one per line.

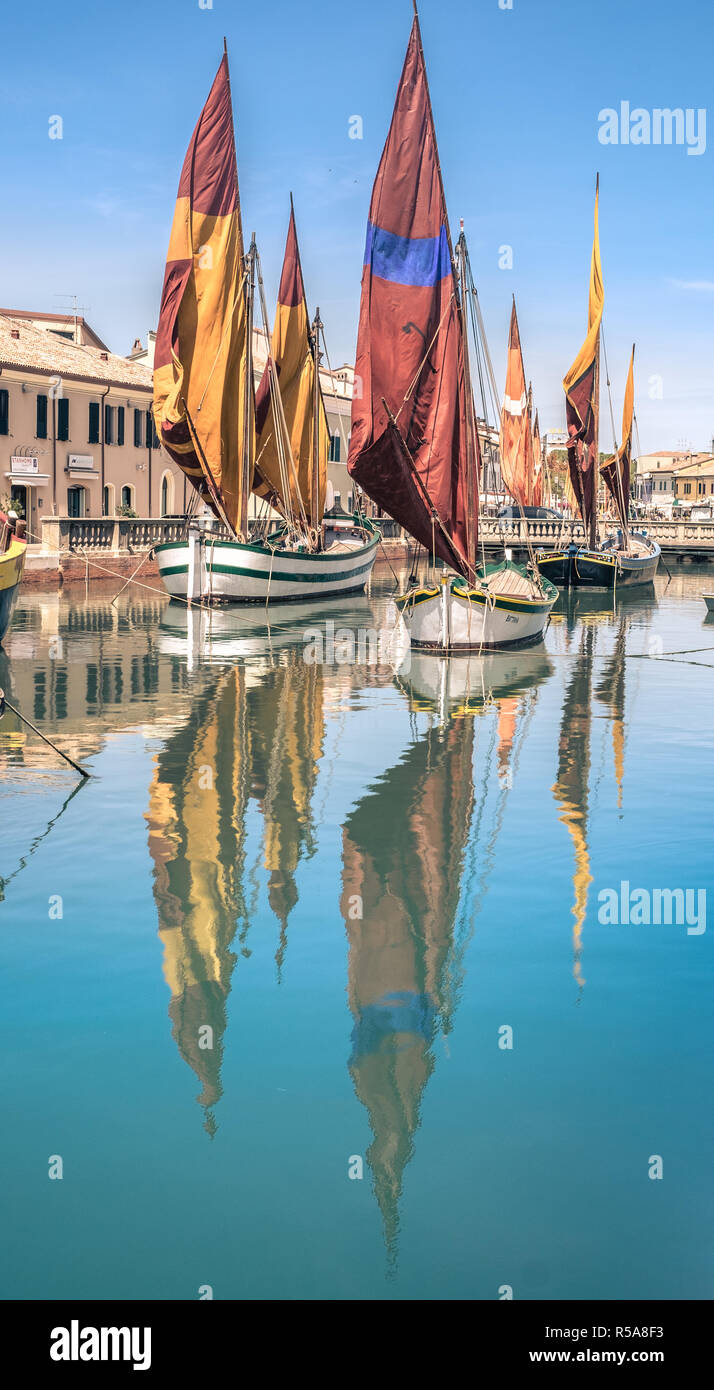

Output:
xmin=37 ymin=394 xmax=48 ymax=439
xmin=0 ymin=389 xmax=8 ymax=435
xmin=134 ymin=408 xmax=143 ymax=448
xmin=105 ymin=404 xmax=113 ymax=445
xmin=117 ymin=406 xmax=125 ymax=446
xmin=89 ymin=402 xmax=100 ymax=443
xmin=57 ymin=397 xmax=70 ymax=442
xmin=146 ymin=409 xmax=159 ymax=450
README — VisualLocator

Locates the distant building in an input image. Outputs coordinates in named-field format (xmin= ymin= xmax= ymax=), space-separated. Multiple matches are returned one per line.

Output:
xmin=634 ymin=450 xmax=712 ymax=513
xmin=672 ymin=455 xmax=714 ymax=509
xmin=0 ymin=311 xmax=183 ymax=535
xmin=542 ymin=428 xmax=568 ymax=457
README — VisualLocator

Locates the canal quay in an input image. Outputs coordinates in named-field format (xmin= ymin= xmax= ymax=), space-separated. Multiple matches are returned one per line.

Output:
xmin=0 ymin=558 xmax=712 ymax=1301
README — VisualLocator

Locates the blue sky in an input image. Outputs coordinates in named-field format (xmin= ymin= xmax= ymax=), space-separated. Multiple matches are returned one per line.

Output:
xmin=1 ymin=0 xmax=712 ymax=453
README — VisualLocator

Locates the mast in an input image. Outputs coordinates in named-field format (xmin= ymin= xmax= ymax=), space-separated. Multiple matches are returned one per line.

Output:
xmin=591 ymin=326 xmax=601 ymax=549
xmin=312 ymin=307 xmax=323 ymax=535
xmin=239 ymin=236 xmax=256 ymax=541
xmin=457 ymin=223 xmax=478 ymax=574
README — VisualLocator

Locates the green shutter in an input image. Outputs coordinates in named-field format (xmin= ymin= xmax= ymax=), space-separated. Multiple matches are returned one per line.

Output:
xmin=105 ymin=404 xmax=113 ymax=445
xmin=57 ymin=397 xmax=69 ymax=442
xmin=89 ymin=402 xmax=100 ymax=443
xmin=117 ymin=406 xmax=125 ymax=446
xmin=37 ymin=394 xmax=48 ymax=439
xmin=134 ymin=408 xmax=142 ymax=447
xmin=0 ymin=389 xmax=8 ymax=436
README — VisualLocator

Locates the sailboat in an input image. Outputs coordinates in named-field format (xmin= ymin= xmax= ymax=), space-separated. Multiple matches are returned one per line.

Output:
xmin=153 ymin=52 xmax=378 ymax=604
xmin=0 ymin=509 xmax=26 ymax=645
xmin=499 ymin=303 xmax=546 ymax=516
xmin=535 ymin=182 xmax=659 ymax=590
xmin=347 ymin=6 xmax=557 ymax=651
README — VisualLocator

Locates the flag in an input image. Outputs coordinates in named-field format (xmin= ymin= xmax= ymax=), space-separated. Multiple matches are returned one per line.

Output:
xmin=563 ymin=179 xmax=604 ymax=530
xmin=153 ymin=53 xmax=253 ymax=535
xmin=600 ymin=347 xmax=635 ymax=530
xmin=254 ymin=201 xmax=328 ymax=529
xmin=347 ymin=16 xmax=475 ymax=577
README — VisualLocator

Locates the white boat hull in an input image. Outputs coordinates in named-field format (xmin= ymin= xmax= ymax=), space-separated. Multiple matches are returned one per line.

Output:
xmin=396 ymin=574 xmax=558 ymax=651
xmin=155 ymin=525 xmax=379 ymax=604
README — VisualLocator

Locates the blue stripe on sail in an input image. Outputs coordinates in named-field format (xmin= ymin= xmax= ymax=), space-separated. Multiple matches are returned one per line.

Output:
xmin=364 ymin=222 xmax=451 ymax=287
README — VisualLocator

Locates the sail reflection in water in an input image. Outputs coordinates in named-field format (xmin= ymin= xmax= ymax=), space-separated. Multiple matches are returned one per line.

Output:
xmin=340 ymin=647 xmax=553 ymax=1258
xmin=146 ymin=653 xmax=324 ymax=1131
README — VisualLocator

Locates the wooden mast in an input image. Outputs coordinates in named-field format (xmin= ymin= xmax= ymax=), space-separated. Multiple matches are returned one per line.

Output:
xmin=457 ymin=223 xmax=478 ymax=576
xmin=239 ymin=235 xmax=256 ymax=541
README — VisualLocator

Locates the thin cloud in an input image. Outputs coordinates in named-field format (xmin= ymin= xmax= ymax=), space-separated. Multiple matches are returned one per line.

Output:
xmin=669 ymin=278 xmax=714 ymax=292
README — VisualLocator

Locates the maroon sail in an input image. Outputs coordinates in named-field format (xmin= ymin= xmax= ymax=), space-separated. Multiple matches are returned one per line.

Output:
xmin=347 ymin=15 xmax=475 ymax=577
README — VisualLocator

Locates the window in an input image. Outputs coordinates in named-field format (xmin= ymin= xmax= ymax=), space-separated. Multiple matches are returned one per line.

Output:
xmin=146 ymin=409 xmax=159 ymax=450
xmin=67 ymin=486 xmax=86 ymax=518
xmin=121 ymin=485 xmax=133 ymax=510
xmin=57 ymin=397 xmax=69 ymax=442
xmin=0 ymin=388 xmax=8 ymax=435
xmin=329 ymin=433 xmax=341 ymax=462
xmin=684 ymin=483 xmax=691 ymax=495
xmin=133 ymin=408 xmax=143 ymax=448
xmin=105 ymin=404 xmax=114 ymax=445
xmin=103 ymin=483 xmax=115 ymax=517
xmin=117 ymin=406 xmax=125 ymax=446
xmin=88 ymin=402 xmax=100 ymax=443
xmin=160 ymin=471 xmax=174 ymax=516
xmin=36 ymin=394 xmax=48 ymax=439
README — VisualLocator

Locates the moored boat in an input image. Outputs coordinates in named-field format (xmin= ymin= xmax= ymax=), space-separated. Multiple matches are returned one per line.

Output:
xmin=0 ymin=512 xmax=27 ymax=646
xmin=152 ymin=53 xmax=377 ymax=606
xmin=536 ymin=185 xmax=659 ymax=591
xmin=346 ymin=8 xmax=557 ymax=651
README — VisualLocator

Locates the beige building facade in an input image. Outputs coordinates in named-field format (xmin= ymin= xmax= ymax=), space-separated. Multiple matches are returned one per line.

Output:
xmin=0 ymin=311 xmax=185 ymax=539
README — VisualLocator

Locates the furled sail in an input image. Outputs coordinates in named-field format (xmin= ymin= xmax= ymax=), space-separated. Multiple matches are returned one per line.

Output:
xmin=532 ymin=408 xmax=543 ymax=508
xmin=254 ymin=201 xmax=329 ymax=530
xmin=563 ymin=180 xmax=604 ymax=540
xmin=499 ymin=301 xmax=533 ymax=508
xmin=600 ymin=346 xmax=635 ymax=530
xmin=347 ymin=14 xmax=475 ymax=578
xmin=153 ymin=53 xmax=253 ymax=535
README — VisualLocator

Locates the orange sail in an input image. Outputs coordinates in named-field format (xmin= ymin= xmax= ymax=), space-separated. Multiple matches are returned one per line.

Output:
xmin=254 ymin=201 xmax=329 ymax=530
xmin=500 ymin=300 xmax=532 ymax=508
xmin=563 ymin=178 xmax=604 ymax=537
xmin=153 ymin=53 xmax=253 ymax=535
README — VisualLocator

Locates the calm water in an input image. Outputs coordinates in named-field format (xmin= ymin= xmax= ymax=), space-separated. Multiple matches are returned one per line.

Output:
xmin=1 ymin=563 xmax=712 ymax=1300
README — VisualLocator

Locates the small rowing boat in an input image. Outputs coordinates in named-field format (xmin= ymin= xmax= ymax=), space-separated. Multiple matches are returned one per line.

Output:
xmin=0 ymin=511 xmax=27 ymax=646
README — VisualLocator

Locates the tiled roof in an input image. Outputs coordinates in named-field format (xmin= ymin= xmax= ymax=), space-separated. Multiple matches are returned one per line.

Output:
xmin=0 ymin=315 xmax=153 ymax=390
xmin=672 ymin=456 xmax=714 ymax=476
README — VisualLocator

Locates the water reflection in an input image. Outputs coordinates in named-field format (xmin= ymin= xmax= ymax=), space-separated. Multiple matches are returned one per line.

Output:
xmin=341 ymin=648 xmax=554 ymax=1260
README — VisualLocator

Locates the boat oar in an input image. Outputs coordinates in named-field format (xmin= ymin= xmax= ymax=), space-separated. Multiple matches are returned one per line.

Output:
xmin=0 ymin=689 xmax=90 ymax=779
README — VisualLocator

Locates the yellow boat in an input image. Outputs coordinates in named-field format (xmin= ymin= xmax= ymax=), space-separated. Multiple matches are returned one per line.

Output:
xmin=0 ymin=514 xmax=27 ymax=645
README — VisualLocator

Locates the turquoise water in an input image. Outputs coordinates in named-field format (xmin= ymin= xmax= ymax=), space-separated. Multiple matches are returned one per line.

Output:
xmin=0 ymin=565 xmax=712 ymax=1300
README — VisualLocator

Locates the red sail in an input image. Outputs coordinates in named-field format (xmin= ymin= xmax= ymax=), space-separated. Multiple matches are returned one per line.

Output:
xmin=347 ymin=16 xmax=474 ymax=577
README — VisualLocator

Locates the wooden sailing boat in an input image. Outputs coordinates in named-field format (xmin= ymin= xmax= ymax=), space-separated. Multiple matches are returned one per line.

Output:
xmin=0 ymin=510 xmax=26 ymax=645
xmin=536 ymin=181 xmax=659 ymax=590
xmin=153 ymin=52 xmax=378 ymax=604
xmin=347 ymin=6 xmax=557 ymax=651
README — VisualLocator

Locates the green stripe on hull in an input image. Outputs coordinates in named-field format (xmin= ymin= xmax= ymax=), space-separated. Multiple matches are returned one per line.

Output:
xmin=160 ymin=553 xmax=377 ymax=584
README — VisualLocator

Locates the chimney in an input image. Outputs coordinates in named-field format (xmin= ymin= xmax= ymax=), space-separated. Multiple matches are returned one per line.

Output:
xmin=10 ymin=328 xmax=19 ymax=339
xmin=100 ymin=351 xmax=108 ymax=361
